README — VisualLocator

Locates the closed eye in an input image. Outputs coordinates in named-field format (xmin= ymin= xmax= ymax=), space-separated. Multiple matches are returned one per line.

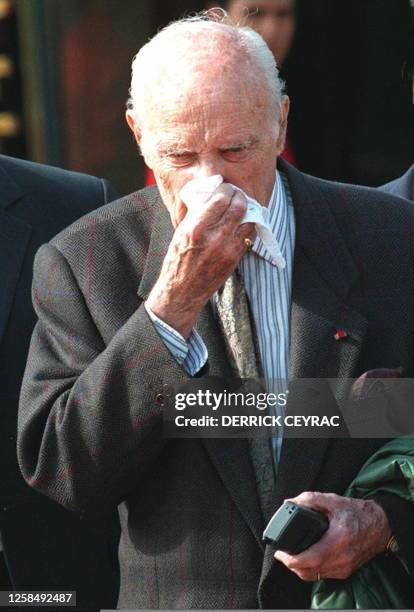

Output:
xmin=221 ymin=142 xmax=256 ymax=162
xmin=165 ymin=151 xmax=195 ymax=167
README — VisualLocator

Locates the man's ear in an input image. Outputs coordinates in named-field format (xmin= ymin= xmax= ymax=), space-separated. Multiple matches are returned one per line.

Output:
xmin=276 ymin=95 xmax=290 ymax=154
xmin=125 ymin=109 xmax=142 ymax=146
xmin=125 ymin=109 xmax=154 ymax=169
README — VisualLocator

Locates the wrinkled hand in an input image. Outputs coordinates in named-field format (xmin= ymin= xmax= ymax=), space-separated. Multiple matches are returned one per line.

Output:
xmin=146 ymin=184 xmax=255 ymax=337
xmin=274 ymin=491 xmax=391 ymax=581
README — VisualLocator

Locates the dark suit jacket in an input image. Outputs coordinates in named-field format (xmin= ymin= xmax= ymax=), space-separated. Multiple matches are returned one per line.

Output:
xmin=17 ymin=160 xmax=414 ymax=608
xmin=380 ymin=163 xmax=414 ymax=201
xmin=0 ymin=155 xmax=120 ymax=610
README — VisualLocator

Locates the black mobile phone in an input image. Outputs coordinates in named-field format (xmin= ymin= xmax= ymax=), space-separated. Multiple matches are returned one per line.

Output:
xmin=262 ymin=501 xmax=329 ymax=554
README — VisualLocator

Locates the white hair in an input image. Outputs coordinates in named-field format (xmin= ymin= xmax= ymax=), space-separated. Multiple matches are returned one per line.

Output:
xmin=127 ymin=9 xmax=285 ymax=127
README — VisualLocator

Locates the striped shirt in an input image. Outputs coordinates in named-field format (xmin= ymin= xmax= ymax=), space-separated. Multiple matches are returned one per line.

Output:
xmin=239 ymin=171 xmax=295 ymax=462
xmin=146 ymin=170 xmax=296 ymax=464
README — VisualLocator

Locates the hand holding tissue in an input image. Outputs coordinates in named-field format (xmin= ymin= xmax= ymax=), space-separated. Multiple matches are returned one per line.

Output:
xmin=180 ymin=175 xmax=286 ymax=269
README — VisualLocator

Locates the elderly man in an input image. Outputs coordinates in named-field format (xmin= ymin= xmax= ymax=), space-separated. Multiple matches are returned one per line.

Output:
xmin=18 ymin=11 xmax=414 ymax=609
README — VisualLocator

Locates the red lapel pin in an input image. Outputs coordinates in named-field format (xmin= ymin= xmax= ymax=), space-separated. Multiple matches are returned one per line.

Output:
xmin=334 ymin=329 xmax=347 ymax=341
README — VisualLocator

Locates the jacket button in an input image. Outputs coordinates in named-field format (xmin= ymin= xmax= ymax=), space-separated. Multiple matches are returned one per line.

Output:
xmin=156 ymin=393 xmax=164 ymax=406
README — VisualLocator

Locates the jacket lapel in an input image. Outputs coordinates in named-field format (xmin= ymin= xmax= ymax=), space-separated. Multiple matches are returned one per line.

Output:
xmin=275 ymin=160 xmax=368 ymax=502
xmin=0 ymin=163 xmax=32 ymax=345
xmin=258 ymin=162 xmax=368 ymax=602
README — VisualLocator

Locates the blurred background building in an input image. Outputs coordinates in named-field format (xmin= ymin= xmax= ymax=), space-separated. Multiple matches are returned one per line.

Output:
xmin=1 ymin=0 xmax=413 ymax=195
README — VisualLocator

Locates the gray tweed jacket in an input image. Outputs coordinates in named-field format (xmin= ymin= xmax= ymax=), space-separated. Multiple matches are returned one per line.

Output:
xmin=17 ymin=160 xmax=414 ymax=608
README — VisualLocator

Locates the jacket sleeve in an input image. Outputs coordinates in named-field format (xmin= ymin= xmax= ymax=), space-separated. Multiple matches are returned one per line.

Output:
xmin=145 ymin=304 xmax=208 ymax=375
xmin=17 ymin=242 xmax=190 ymax=515
xmin=371 ymin=491 xmax=414 ymax=576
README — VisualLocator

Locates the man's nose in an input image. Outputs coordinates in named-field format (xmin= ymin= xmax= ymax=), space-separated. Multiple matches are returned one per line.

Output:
xmin=193 ymin=157 xmax=224 ymax=180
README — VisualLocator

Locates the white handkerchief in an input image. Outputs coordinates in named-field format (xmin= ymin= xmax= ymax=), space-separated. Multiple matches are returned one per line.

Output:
xmin=180 ymin=175 xmax=286 ymax=268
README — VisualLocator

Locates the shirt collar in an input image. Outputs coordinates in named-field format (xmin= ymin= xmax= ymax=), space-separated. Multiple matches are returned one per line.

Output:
xmin=252 ymin=170 xmax=290 ymax=267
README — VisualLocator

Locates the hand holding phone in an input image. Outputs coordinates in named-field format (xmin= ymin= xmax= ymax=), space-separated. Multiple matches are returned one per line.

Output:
xmin=263 ymin=501 xmax=329 ymax=554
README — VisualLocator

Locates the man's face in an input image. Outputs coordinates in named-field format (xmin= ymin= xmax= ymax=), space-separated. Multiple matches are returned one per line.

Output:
xmin=226 ymin=0 xmax=296 ymax=66
xmin=132 ymin=69 xmax=289 ymax=227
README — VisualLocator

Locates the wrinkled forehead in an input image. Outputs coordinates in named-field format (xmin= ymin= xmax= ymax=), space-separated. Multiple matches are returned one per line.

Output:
xmin=143 ymin=78 xmax=272 ymax=137
xmin=133 ymin=21 xmax=269 ymax=98
xmin=140 ymin=53 xmax=271 ymax=129
xmin=132 ymin=21 xmax=279 ymax=137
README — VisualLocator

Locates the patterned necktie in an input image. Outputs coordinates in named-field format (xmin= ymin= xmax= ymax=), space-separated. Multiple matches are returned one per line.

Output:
xmin=213 ymin=269 xmax=276 ymax=522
